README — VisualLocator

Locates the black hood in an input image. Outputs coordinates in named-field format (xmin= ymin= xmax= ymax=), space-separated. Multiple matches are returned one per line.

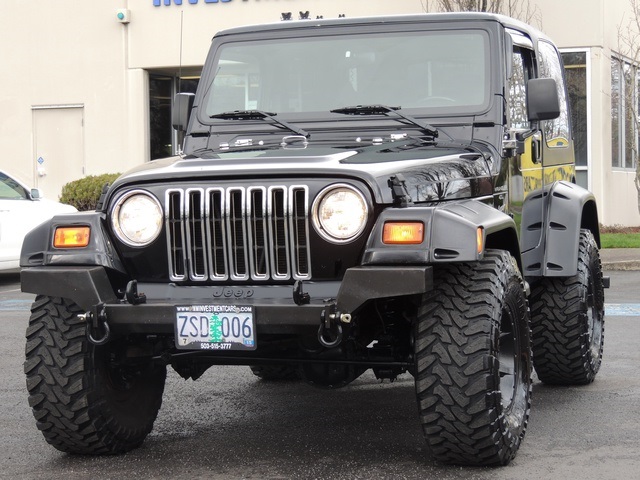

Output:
xmin=106 ymin=139 xmax=494 ymax=206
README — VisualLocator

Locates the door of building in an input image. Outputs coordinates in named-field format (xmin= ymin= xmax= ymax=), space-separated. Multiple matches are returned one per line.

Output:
xmin=32 ymin=105 xmax=84 ymax=201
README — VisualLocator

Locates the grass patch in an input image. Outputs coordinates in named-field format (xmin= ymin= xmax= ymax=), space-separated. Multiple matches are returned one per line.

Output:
xmin=600 ymin=225 xmax=640 ymax=248
xmin=600 ymin=233 xmax=640 ymax=249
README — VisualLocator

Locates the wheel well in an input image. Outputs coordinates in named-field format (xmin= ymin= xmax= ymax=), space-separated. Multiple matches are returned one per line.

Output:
xmin=581 ymin=200 xmax=601 ymax=248
xmin=485 ymin=227 xmax=522 ymax=272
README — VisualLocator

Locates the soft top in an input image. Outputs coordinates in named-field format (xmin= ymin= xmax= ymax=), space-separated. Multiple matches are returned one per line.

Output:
xmin=213 ymin=12 xmax=550 ymax=44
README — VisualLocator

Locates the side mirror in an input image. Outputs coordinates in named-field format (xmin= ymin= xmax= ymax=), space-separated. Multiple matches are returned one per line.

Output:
xmin=30 ymin=188 xmax=42 ymax=200
xmin=172 ymin=93 xmax=195 ymax=132
xmin=527 ymin=78 xmax=560 ymax=121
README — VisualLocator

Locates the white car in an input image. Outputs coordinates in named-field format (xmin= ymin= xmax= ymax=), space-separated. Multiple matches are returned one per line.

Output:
xmin=0 ymin=170 xmax=77 ymax=272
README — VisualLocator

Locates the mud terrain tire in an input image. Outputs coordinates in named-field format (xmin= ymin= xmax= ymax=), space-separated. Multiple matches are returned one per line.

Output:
xmin=24 ymin=296 xmax=166 ymax=454
xmin=529 ymin=229 xmax=605 ymax=384
xmin=414 ymin=250 xmax=532 ymax=466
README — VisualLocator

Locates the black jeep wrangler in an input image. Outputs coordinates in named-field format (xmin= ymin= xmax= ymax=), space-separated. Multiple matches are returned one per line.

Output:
xmin=21 ymin=13 xmax=606 ymax=466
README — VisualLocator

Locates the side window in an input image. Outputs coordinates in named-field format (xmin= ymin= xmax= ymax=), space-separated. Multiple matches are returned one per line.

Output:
xmin=538 ymin=41 xmax=570 ymax=148
xmin=0 ymin=172 xmax=28 ymax=200
xmin=509 ymin=47 xmax=534 ymax=130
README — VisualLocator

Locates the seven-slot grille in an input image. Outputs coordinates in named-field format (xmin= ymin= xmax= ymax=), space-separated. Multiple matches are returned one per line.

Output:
xmin=165 ymin=185 xmax=311 ymax=282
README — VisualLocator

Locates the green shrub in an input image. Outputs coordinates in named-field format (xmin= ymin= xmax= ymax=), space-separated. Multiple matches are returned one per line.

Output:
xmin=60 ymin=173 xmax=121 ymax=211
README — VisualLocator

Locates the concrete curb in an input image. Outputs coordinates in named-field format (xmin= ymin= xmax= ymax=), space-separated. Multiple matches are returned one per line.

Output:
xmin=602 ymin=261 xmax=640 ymax=271
xmin=600 ymin=248 xmax=640 ymax=271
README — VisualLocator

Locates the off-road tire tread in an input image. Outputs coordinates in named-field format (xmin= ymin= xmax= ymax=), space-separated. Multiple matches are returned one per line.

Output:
xmin=415 ymin=250 xmax=531 ymax=466
xmin=529 ymin=229 xmax=605 ymax=385
xmin=24 ymin=295 xmax=165 ymax=454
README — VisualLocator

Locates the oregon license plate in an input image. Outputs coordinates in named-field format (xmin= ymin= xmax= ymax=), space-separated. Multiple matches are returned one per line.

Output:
xmin=175 ymin=305 xmax=256 ymax=351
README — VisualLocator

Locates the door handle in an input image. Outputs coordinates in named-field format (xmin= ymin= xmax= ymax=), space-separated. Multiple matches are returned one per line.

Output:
xmin=531 ymin=132 xmax=542 ymax=164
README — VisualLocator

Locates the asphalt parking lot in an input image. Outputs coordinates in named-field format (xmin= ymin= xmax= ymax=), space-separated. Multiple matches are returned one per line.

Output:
xmin=0 ymin=269 xmax=638 ymax=479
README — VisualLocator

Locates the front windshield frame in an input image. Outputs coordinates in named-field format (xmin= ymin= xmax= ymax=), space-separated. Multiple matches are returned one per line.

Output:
xmin=198 ymin=25 xmax=494 ymax=125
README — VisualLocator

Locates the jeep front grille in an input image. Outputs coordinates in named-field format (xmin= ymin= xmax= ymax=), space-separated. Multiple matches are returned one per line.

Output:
xmin=165 ymin=186 xmax=311 ymax=282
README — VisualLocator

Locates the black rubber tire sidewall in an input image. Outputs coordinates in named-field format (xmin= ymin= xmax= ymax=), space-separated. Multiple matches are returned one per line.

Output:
xmin=530 ymin=229 xmax=605 ymax=385
xmin=24 ymin=296 xmax=166 ymax=454
xmin=414 ymin=250 xmax=532 ymax=466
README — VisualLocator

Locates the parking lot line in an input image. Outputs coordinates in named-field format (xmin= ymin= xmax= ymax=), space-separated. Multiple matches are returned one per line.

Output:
xmin=605 ymin=304 xmax=640 ymax=316
xmin=0 ymin=299 xmax=32 ymax=311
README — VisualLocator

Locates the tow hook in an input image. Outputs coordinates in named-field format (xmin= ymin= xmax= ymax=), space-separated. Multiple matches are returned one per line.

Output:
xmin=78 ymin=303 xmax=111 ymax=346
xmin=318 ymin=304 xmax=351 ymax=348
xmin=125 ymin=280 xmax=147 ymax=305
xmin=292 ymin=280 xmax=310 ymax=306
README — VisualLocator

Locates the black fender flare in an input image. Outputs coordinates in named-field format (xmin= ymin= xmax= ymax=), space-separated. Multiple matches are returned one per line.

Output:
xmin=362 ymin=199 xmax=522 ymax=271
xmin=521 ymin=180 xmax=600 ymax=277
xmin=20 ymin=211 xmax=127 ymax=309
xmin=20 ymin=211 xmax=126 ymax=273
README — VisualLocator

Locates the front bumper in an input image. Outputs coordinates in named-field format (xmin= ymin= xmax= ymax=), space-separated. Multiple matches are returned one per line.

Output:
xmin=21 ymin=266 xmax=433 ymax=336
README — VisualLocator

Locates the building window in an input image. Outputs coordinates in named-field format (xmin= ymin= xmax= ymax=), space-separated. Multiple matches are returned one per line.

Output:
xmin=611 ymin=56 xmax=638 ymax=170
xmin=562 ymin=50 xmax=589 ymax=189
xmin=149 ymin=73 xmax=199 ymax=161
xmin=149 ymin=75 xmax=173 ymax=160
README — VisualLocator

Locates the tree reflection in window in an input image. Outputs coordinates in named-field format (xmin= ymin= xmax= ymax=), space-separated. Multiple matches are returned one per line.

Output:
xmin=538 ymin=41 xmax=570 ymax=148
xmin=509 ymin=49 xmax=530 ymax=130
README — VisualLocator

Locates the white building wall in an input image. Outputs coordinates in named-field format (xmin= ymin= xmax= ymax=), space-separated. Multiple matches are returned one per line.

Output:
xmin=0 ymin=0 xmax=427 ymax=199
xmin=589 ymin=46 xmax=608 ymax=223
xmin=128 ymin=0 xmax=429 ymax=69
xmin=0 ymin=1 xmax=135 ymax=194
xmin=535 ymin=0 xmax=640 ymax=226
xmin=1 ymin=0 xmax=639 ymax=226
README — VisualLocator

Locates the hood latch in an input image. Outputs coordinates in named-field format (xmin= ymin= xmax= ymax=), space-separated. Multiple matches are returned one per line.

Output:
xmin=388 ymin=174 xmax=413 ymax=208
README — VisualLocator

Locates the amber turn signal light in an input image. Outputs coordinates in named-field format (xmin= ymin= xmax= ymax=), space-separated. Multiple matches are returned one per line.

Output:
xmin=53 ymin=227 xmax=91 ymax=248
xmin=382 ymin=222 xmax=424 ymax=244
xmin=476 ymin=226 xmax=484 ymax=255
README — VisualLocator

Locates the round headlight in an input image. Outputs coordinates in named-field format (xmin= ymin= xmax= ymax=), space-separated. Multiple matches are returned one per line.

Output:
xmin=112 ymin=190 xmax=163 ymax=246
xmin=312 ymin=184 xmax=368 ymax=243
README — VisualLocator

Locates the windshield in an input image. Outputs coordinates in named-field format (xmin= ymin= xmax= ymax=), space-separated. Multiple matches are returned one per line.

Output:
xmin=203 ymin=29 xmax=490 ymax=117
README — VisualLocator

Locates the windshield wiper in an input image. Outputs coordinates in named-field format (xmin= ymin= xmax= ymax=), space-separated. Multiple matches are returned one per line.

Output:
xmin=210 ymin=110 xmax=310 ymax=138
xmin=330 ymin=105 xmax=438 ymax=138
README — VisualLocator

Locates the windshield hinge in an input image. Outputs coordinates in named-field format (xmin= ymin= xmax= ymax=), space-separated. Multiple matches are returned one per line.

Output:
xmin=503 ymin=129 xmax=526 ymax=157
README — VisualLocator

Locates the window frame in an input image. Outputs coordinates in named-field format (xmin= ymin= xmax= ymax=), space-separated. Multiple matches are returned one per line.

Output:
xmin=561 ymin=48 xmax=591 ymax=190
xmin=508 ymin=46 xmax=534 ymax=131
xmin=610 ymin=54 xmax=639 ymax=172
xmin=147 ymin=72 xmax=200 ymax=161
xmin=538 ymin=40 xmax=571 ymax=150
xmin=199 ymin=28 xmax=495 ymax=123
